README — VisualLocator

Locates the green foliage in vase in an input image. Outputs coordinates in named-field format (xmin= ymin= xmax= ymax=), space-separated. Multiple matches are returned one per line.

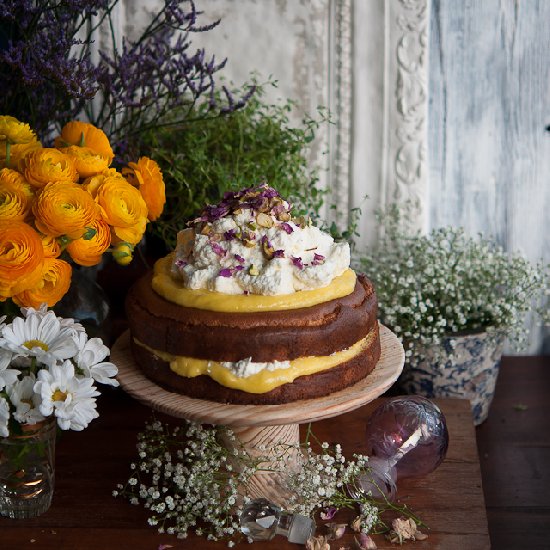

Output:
xmin=359 ymin=204 xmax=550 ymax=357
xmin=139 ymin=81 xmax=328 ymax=251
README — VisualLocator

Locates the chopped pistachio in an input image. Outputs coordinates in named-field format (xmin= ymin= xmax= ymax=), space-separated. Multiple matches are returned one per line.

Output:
xmin=256 ymin=212 xmax=274 ymax=228
xmin=249 ymin=264 xmax=260 ymax=276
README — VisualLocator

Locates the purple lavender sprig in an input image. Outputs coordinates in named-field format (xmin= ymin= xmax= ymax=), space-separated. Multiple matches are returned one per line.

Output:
xmin=0 ymin=0 xmax=252 ymax=146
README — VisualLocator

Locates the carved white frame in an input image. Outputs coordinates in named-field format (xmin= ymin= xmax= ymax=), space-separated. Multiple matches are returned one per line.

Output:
xmin=92 ymin=0 xmax=430 ymax=251
xmin=352 ymin=0 xmax=430 ymax=250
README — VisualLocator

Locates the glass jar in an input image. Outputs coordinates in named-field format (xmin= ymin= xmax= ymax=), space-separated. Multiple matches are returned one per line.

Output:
xmin=0 ymin=418 xmax=56 ymax=519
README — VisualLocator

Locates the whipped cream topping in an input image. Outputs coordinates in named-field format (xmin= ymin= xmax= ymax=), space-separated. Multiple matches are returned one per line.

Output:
xmin=171 ymin=184 xmax=350 ymax=295
xmin=219 ymin=357 xmax=292 ymax=378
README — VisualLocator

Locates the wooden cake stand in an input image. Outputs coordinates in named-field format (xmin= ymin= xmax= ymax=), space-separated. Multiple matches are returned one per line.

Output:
xmin=112 ymin=324 xmax=404 ymax=506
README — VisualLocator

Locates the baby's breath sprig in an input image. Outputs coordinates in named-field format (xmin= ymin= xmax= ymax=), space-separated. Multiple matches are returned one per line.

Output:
xmin=114 ymin=418 xmax=424 ymax=545
xmin=359 ymin=204 xmax=549 ymax=360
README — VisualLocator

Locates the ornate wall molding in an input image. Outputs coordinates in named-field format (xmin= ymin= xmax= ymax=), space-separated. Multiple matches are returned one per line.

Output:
xmin=352 ymin=0 xmax=430 ymax=251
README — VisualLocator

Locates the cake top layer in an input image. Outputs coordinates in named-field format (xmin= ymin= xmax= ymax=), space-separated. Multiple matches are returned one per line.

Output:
xmin=171 ymin=184 xmax=350 ymax=295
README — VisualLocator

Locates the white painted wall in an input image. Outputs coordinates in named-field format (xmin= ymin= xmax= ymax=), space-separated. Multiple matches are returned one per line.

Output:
xmin=429 ymin=0 xmax=550 ymax=353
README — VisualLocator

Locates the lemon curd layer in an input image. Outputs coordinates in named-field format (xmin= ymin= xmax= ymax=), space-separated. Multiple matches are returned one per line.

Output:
xmin=152 ymin=254 xmax=357 ymax=313
xmin=134 ymin=331 xmax=376 ymax=394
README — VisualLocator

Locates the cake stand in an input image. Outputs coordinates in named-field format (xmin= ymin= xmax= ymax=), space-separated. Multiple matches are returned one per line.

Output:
xmin=111 ymin=324 xmax=404 ymax=506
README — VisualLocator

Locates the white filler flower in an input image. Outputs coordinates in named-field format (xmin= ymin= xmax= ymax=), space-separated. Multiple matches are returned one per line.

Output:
xmin=75 ymin=333 xmax=119 ymax=387
xmin=0 ymin=310 xmax=79 ymax=367
xmin=7 ymin=374 xmax=45 ymax=425
xmin=0 ymin=396 xmax=10 ymax=437
xmin=34 ymin=361 xmax=100 ymax=431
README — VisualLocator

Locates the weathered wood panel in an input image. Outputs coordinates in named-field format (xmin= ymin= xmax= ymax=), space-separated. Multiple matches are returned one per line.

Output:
xmin=429 ymin=0 xmax=550 ymax=353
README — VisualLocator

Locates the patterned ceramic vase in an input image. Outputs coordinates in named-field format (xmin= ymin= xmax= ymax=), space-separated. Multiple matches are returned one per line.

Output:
xmin=399 ymin=332 xmax=506 ymax=425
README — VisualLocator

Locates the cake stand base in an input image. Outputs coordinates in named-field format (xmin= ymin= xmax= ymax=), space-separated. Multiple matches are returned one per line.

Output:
xmin=112 ymin=324 xmax=404 ymax=507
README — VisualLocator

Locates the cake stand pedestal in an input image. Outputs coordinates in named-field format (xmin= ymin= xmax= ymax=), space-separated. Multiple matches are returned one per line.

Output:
xmin=111 ymin=324 xmax=404 ymax=507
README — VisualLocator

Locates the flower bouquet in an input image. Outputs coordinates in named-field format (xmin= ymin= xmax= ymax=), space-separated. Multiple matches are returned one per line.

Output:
xmin=0 ymin=304 xmax=118 ymax=518
xmin=0 ymin=115 xmax=166 ymax=310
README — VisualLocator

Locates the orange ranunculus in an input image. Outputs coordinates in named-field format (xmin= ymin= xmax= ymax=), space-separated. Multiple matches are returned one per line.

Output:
xmin=58 ymin=145 xmax=110 ymax=179
xmin=0 ymin=168 xmax=35 ymax=221
xmin=0 ymin=139 xmax=42 ymax=169
xmin=66 ymin=218 xmax=111 ymax=266
xmin=0 ymin=219 xmax=44 ymax=298
xmin=13 ymin=257 xmax=72 ymax=308
xmin=0 ymin=116 xmax=36 ymax=144
xmin=81 ymin=168 xmax=125 ymax=198
xmin=55 ymin=121 xmax=114 ymax=163
xmin=40 ymin=233 xmax=61 ymax=258
xmin=122 ymin=157 xmax=166 ymax=221
xmin=93 ymin=176 xmax=148 ymax=245
xmin=22 ymin=148 xmax=78 ymax=189
xmin=33 ymin=181 xmax=99 ymax=239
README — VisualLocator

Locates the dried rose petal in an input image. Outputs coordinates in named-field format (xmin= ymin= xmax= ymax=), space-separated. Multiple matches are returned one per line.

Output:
xmin=210 ymin=242 xmax=226 ymax=257
xmin=218 ymin=268 xmax=233 ymax=277
xmin=234 ymin=265 xmax=244 ymax=271
xmin=355 ymin=533 xmax=377 ymax=549
xmin=234 ymin=254 xmax=245 ymax=263
xmin=273 ymin=249 xmax=285 ymax=258
xmin=280 ymin=221 xmax=294 ymax=234
xmin=312 ymin=253 xmax=325 ymax=265
xmin=224 ymin=229 xmax=237 ymax=241
xmin=320 ymin=507 xmax=338 ymax=521
xmin=291 ymin=256 xmax=304 ymax=269
xmin=326 ymin=522 xmax=347 ymax=540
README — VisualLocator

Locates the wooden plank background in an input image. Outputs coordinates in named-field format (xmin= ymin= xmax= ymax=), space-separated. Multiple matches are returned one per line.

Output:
xmin=428 ymin=0 xmax=550 ymax=354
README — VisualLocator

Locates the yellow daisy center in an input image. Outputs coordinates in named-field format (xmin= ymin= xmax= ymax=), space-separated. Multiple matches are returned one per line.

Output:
xmin=24 ymin=339 xmax=49 ymax=351
xmin=52 ymin=389 xmax=68 ymax=402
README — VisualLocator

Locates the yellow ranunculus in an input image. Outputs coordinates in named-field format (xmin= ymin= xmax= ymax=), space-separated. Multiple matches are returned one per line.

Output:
xmin=66 ymin=218 xmax=111 ymax=266
xmin=22 ymin=148 xmax=78 ymax=189
xmin=0 ymin=168 xmax=35 ymax=221
xmin=0 ymin=220 xmax=44 ymax=299
xmin=112 ymin=242 xmax=134 ymax=266
xmin=0 ymin=116 xmax=36 ymax=144
xmin=40 ymin=233 xmax=61 ymax=258
xmin=13 ymin=257 xmax=72 ymax=308
xmin=58 ymin=145 xmax=110 ymax=179
xmin=123 ymin=157 xmax=166 ymax=221
xmin=55 ymin=121 xmax=114 ymax=163
xmin=0 ymin=139 xmax=42 ymax=169
xmin=93 ymin=176 xmax=148 ymax=245
xmin=33 ymin=181 xmax=99 ymax=240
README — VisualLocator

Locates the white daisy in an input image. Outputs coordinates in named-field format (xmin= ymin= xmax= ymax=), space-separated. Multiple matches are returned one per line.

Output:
xmin=7 ymin=374 xmax=45 ymax=425
xmin=0 ymin=310 xmax=79 ymax=367
xmin=19 ymin=303 xmax=49 ymax=319
xmin=75 ymin=333 xmax=119 ymax=387
xmin=34 ymin=360 xmax=100 ymax=431
xmin=0 ymin=396 xmax=10 ymax=437
xmin=0 ymin=352 xmax=19 ymax=391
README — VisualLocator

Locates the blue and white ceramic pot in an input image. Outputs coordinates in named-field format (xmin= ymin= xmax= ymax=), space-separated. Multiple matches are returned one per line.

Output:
xmin=399 ymin=332 xmax=506 ymax=425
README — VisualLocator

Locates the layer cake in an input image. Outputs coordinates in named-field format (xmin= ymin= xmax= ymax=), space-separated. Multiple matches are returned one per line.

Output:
xmin=126 ymin=184 xmax=381 ymax=404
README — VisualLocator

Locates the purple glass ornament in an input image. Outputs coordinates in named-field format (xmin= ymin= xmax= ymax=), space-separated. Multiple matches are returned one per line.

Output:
xmin=364 ymin=396 xmax=449 ymax=480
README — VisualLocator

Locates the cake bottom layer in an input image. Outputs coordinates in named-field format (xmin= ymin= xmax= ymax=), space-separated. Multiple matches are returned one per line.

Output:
xmin=130 ymin=334 xmax=381 ymax=405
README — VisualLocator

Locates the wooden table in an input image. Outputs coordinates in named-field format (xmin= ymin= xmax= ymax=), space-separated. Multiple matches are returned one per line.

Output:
xmin=0 ymin=389 xmax=490 ymax=549
xmin=476 ymin=356 xmax=550 ymax=550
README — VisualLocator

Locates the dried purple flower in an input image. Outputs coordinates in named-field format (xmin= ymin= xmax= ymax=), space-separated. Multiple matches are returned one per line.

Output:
xmin=312 ymin=253 xmax=325 ymax=265
xmin=224 ymin=229 xmax=237 ymax=241
xmin=210 ymin=241 xmax=226 ymax=257
xmin=320 ymin=507 xmax=338 ymax=521
xmin=273 ymin=249 xmax=285 ymax=258
xmin=218 ymin=268 xmax=232 ymax=278
xmin=291 ymin=256 xmax=304 ymax=270
xmin=234 ymin=254 xmax=245 ymax=264
xmin=280 ymin=222 xmax=294 ymax=234
xmin=174 ymin=258 xmax=188 ymax=268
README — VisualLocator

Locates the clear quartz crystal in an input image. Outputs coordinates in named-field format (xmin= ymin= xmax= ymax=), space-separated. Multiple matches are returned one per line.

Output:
xmin=239 ymin=498 xmax=315 ymax=544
